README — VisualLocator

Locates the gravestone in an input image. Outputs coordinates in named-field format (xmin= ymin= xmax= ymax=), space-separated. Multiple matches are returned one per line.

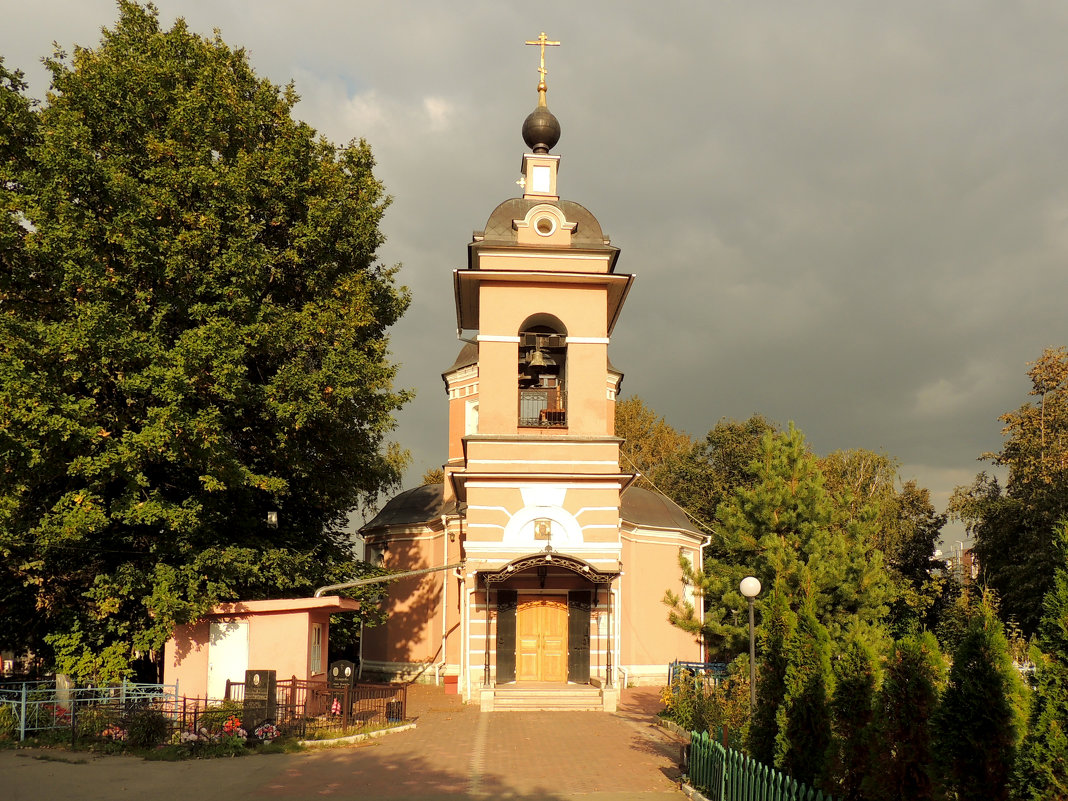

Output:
xmin=243 ymin=669 xmax=277 ymax=729
xmin=328 ymin=660 xmax=356 ymax=687
xmin=326 ymin=660 xmax=356 ymax=721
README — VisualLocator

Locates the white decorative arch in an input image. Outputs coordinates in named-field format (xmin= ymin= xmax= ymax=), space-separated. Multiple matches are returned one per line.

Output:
xmin=502 ymin=486 xmax=583 ymax=547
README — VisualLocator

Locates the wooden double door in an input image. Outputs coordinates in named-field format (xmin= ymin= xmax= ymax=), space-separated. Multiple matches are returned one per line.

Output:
xmin=494 ymin=590 xmax=592 ymax=684
xmin=517 ymin=596 xmax=568 ymax=682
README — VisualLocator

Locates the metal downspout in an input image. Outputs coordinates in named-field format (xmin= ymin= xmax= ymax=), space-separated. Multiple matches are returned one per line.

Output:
xmin=436 ymin=514 xmax=450 ymax=686
xmin=606 ymin=580 xmax=614 ymax=689
xmin=483 ymin=574 xmax=491 ymax=688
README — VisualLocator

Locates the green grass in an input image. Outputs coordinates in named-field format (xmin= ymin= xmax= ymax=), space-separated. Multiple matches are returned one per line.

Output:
xmin=301 ymin=719 xmax=410 ymax=741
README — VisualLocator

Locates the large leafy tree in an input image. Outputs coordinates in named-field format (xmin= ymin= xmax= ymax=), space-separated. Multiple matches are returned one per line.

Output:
xmin=952 ymin=346 xmax=1068 ymax=634
xmin=821 ymin=450 xmax=947 ymax=635
xmin=820 ymin=451 xmax=946 ymax=586
xmin=664 ymin=413 xmax=777 ymax=527
xmin=614 ymin=395 xmax=693 ymax=491
xmin=0 ymin=3 xmax=409 ymax=679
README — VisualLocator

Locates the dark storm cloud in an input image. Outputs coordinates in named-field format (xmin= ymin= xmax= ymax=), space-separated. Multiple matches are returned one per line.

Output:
xmin=6 ymin=1 xmax=1067 ymax=528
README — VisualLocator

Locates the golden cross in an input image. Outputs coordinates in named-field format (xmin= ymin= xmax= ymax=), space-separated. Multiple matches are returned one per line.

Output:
xmin=525 ymin=32 xmax=560 ymax=87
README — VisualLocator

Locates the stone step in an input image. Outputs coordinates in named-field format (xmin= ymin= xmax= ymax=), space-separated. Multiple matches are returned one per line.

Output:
xmin=495 ymin=687 xmax=601 ymax=696
xmin=491 ymin=687 xmax=605 ymax=712
xmin=493 ymin=700 xmax=604 ymax=711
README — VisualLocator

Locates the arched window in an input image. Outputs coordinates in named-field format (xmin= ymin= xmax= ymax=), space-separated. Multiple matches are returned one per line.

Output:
xmin=518 ymin=314 xmax=567 ymax=427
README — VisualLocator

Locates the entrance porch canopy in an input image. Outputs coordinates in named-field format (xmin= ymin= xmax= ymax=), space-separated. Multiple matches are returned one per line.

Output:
xmin=481 ymin=545 xmax=618 ymax=585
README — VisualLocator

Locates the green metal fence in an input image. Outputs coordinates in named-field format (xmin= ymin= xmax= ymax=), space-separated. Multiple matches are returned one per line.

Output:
xmin=688 ymin=730 xmax=834 ymax=801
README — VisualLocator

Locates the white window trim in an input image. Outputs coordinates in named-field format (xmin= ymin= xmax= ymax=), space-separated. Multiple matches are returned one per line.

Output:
xmin=310 ymin=623 xmax=323 ymax=675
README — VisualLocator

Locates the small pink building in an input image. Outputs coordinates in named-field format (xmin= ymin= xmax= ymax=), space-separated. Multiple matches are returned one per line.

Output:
xmin=163 ymin=596 xmax=360 ymax=699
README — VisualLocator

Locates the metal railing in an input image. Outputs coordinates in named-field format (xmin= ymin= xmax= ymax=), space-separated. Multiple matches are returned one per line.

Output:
xmin=0 ymin=679 xmax=177 ymax=741
xmin=0 ymin=677 xmax=409 ymax=742
xmin=519 ymin=388 xmax=567 ymax=427
xmin=669 ymin=660 xmax=728 ymax=688
xmin=224 ymin=679 xmax=407 ymax=737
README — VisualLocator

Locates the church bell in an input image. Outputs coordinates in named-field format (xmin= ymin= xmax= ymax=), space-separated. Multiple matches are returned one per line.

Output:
xmin=526 ymin=348 xmax=556 ymax=371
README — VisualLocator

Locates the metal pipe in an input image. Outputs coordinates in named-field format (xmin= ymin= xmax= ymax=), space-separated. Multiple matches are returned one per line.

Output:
xmin=314 ymin=561 xmax=466 ymax=597
xmin=435 ymin=514 xmax=450 ymax=687
xmin=748 ymin=596 xmax=756 ymax=712
xmin=357 ymin=621 xmax=364 ymax=681
xmin=465 ymin=585 xmax=474 ymax=701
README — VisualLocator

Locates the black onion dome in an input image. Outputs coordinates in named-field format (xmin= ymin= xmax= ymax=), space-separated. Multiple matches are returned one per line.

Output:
xmin=522 ymin=104 xmax=561 ymax=154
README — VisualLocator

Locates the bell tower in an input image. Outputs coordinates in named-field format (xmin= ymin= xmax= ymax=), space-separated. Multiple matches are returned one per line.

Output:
xmin=445 ymin=34 xmax=633 ymax=494
xmin=360 ymin=36 xmax=705 ymax=700
xmin=441 ymin=34 xmax=635 ymax=698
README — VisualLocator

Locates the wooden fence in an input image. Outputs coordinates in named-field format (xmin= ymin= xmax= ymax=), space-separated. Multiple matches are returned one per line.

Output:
xmin=689 ymin=730 xmax=834 ymax=801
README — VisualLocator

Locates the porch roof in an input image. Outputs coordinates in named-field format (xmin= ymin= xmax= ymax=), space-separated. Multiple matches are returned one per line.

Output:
xmin=481 ymin=546 xmax=618 ymax=585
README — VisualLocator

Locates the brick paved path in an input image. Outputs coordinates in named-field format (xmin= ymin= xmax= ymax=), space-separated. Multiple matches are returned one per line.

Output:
xmin=262 ymin=685 xmax=686 ymax=800
xmin=3 ymin=685 xmax=686 ymax=801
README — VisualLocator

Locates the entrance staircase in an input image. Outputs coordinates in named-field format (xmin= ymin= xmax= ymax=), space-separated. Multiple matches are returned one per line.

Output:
xmin=488 ymin=683 xmax=608 ymax=712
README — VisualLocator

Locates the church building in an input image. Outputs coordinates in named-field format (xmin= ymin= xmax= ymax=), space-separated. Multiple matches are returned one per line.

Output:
xmin=360 ymin=37 xmax=704 ymax=711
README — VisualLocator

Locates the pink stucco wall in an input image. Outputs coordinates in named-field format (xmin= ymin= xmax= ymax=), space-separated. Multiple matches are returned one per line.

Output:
xmin=620 ymin=535 xmax=704 ymax=672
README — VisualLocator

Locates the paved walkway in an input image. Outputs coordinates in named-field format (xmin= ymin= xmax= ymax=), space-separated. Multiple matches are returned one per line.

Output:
xmin=3 ymin=685 xmax=687 ymax=801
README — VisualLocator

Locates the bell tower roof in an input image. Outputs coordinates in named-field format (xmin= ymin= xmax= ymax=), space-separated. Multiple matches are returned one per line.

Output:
xmin=475 ymin=198 xmax=611 ymax=249
xmin=454 ymin=33 xmax=633 ymax=337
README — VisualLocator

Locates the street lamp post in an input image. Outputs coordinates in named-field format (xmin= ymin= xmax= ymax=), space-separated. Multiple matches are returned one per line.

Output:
xmin=739 ymin=576 xmax=761 ymax=713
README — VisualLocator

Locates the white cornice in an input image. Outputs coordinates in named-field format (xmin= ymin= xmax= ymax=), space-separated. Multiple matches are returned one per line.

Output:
xmin=476 ymin=335 xmax=520 ymax=343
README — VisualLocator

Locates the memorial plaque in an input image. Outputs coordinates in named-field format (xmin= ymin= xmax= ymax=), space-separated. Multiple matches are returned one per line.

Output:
xmin=243 ymin=669 xmax=277 ymax=729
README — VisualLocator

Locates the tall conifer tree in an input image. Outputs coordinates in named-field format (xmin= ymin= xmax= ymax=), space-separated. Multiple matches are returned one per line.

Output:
xmin=711 ymin=424 xmax=893 ymax=647
xmin=775 ymin=592 xmax=834 ymax=788
xmin=827 ymin=633 xmax=879 ymax=801
xmin=865 ymin=631 xmax=945 ymax=801
xmin=1014 ymin=523 xmax=1068 ymax=800
xmin=749 ymin=584 xmax=796 ymax=765
xmin=935 ymin=594 xmax=1028 ymax=801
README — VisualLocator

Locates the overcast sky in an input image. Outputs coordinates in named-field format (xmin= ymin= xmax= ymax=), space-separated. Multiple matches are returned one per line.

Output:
xmin=7 ymin=2 xmax=1067 ymax=542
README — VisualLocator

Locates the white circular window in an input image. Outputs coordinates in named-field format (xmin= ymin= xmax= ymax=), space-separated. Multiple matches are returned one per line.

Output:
xmin=535 ymin=216 xmax=557 ymax=236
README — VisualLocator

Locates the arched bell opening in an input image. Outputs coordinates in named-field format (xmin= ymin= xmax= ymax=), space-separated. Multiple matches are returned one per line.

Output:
xmin=517 ymin=313 xmax=567 ymax=427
